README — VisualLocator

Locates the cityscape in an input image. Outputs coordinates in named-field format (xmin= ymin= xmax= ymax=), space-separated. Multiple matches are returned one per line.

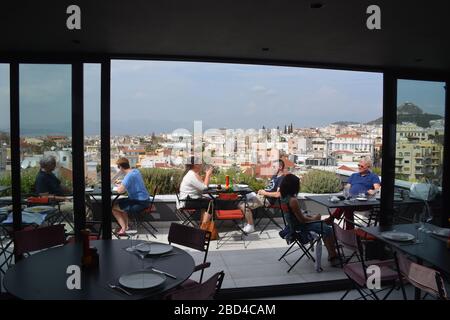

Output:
xmin=0 ymin=102 xmax=445 ymax=190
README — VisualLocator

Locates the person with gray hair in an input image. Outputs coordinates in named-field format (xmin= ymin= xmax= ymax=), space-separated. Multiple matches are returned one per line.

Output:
xmin=325 ymin=156 xmax=381 ymax=229
xmin=35 ymin=155 xmax=70 ymax=198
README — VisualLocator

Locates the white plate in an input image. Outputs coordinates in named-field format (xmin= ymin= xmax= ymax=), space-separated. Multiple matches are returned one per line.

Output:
xmin=132 ymin=242 xmax=173 ymax=255
xmin=432 ymin=228 xmax=450 ymax=238
xmin=356 ymin=197 xmax=368 ymax=201
xmin=23 ymin=206 xmax=55 ymax=213
xmin=133 ymin=242 xmax=154 ymax=253
xmin=118 ymin=270 xmax=166 ymax=290
xmin=381 ymin=231 xmax=415 ymax=242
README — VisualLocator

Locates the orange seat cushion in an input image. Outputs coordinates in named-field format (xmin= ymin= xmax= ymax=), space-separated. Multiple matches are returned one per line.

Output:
xmin=27 ymin=197 xmax=49 ymax=204
xmin=218 ymin=193 xmax=238 ymax=200
xmin=354 ymin=228 xmax=377 ymax=241
xmin=215 ymin=209 xmax=244 ymax=220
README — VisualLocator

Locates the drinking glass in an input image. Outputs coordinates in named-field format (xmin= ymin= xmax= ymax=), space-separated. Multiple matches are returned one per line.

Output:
xmin=343 ymin=187 xmax=350 ymax=200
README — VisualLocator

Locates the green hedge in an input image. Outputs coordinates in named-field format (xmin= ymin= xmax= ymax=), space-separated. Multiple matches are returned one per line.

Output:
xmin=139 ymin=168 xmax=184 ymax=195
xmin=300 ymin=170 xmax=342 ymax=194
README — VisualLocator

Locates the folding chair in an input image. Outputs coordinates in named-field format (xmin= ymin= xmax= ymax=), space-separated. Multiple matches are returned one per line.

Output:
xmin=175 ymin=190 xmax=201 ymax=227
xmin=26 ymin=196 xmax=73 ymax=229
xmin=333 ymin=223 xmax=399 ymax=300
xmin=278 ymin=202 xmax=323 ymax=273
xmin=164 ymin=271 xmax=225 ymax=300
xmin=255 ymin=197 xmax=284 ymax=234
xmin=13 ymin=224 xmax=66 ymax=262
xmin=394 ymin=251 xmax=447 ymax=300
xmin=129 ymin=186 xmax=159 ymax=239
xmin=168 ymin=223 xmax=211 ymax=285
xmin=213 ymin=193 xmax=248 ymax=249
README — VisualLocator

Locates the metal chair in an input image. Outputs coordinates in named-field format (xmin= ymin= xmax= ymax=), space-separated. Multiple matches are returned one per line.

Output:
xmin=394 ymin=251 xmax=448 ymax=300
xmin=129 ymin=186 xmax=159 ymax=239
xmin=175 ymin=190 xmax=202 ymax=227
xmin=255 ymin=197 xmax=284 ymax=234
xmin=13 ymin=224 xmax=66 ymax=262
xmin=333 ymin=222 xmax=399 ymax=300
xmin=213 ymin=193 xmax=248 ymax=249
xmin=168 ymin=222 xmax=211 ymax=284
xmin=278 ymin=201 xmax=323 ymax=273
xmin=164 ymin=271 xmax=225 ymax=300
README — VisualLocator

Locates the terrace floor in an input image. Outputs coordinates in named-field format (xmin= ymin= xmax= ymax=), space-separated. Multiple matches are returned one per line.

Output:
xmin=127 ymin=219 xmax=347 ymax=289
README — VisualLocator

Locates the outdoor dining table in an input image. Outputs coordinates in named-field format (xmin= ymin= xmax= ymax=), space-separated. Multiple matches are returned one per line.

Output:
xmin=306 ymin=195 xmax=422 ymax=226
xmin=3 ymin=239 xmax=195 ymax=300
xmin=362 ymin=223 xmax=450 ymax=299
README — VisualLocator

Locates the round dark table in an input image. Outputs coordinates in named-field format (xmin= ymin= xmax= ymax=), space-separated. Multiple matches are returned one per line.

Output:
xmin=3 ymin=240 xmax=195 ymax=300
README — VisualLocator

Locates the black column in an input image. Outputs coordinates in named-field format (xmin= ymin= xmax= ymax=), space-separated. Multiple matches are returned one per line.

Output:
xmin=101 ymin=60 xmax=112 ymax=239
xmin=72 ymin=62 xmax=86 ymax=240
xmin=10 ymin=62 xmax=21 ymax=231
xmin=442 ymin=79 xmax=450 ymax=227
xmin=380 ymin=72 xmax=397 ymax=226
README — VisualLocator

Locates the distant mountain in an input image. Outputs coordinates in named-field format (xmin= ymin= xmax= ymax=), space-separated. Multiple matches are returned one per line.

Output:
xmin=366 ymin=102 xmax=443 ymax=128
xmin=331 ymin=121 xmax=360 ymax=126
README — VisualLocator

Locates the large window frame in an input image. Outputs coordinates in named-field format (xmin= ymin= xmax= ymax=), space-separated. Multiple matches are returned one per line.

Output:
xmin=2 ymin=57 xmax=449 ymax=239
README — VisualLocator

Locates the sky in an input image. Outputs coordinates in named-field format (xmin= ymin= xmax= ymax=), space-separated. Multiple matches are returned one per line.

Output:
xmin=0 ymin=61 xmax=445 ymax=136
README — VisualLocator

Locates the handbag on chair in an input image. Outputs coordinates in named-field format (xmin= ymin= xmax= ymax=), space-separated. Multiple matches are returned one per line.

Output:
xmin=200 ymin=201 xmax=219 ymax=240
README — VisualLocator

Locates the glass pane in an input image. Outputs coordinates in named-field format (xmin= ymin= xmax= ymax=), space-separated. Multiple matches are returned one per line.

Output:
xmin=111 ymin=59 xmax=383 ymax=287
xmin=396 ymin=79 xmax=446 ymax=225
xmin=0 ymin=64 xmax=10 ymax=195
xmin=19 ymin=64 xmax=73 ymax=230
xmin=0 ymin=64 xmax=10 ymax=276
xmin=84 ymin=64 xmax=102 ymax=226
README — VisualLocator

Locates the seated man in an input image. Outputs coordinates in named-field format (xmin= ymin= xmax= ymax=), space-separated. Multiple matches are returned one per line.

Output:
xmin=112 ymin=157 xmax=152 ymax=235
xmin=325 ymin=156 xmax=381 ymax=229
xmin=239 ymin=159 xmax=286 ymax=234
xmin=35 ymin=155 xmax=71 ymax=201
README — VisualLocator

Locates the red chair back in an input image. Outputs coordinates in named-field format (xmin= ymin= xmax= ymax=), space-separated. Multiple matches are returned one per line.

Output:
xmin=218 ymin=193 xmax=238 ymax=200
xmin=26 ymin=196 xmax=49 ymax=204
xmin=14 ymin=225 xmax=66 ymax=259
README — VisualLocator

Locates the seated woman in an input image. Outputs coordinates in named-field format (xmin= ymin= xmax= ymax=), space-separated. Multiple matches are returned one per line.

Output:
xmin=279 ymin=173 xmax=339 ymax=266
xmin=112 ymin=157 xmax=152 ymax=236
xmin=35 ymin=155 xmax=71 ymax=201
xmin=177 ymin=157 xmax=214 ymax=224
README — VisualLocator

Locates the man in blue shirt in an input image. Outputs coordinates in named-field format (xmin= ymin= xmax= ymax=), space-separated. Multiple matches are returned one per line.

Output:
xmin=112 ymin=157 xmax=152 ymax=235
xmin=326 ymin=157 xmax=381 ymax=229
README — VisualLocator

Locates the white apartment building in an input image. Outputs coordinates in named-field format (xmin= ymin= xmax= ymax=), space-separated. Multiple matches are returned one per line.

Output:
xmin=328 ymin=134 xmax=374 ymax=157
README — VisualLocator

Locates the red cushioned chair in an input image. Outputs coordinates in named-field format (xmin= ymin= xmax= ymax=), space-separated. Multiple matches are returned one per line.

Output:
xmin=214 ymin=193 xmax=248 ymax=249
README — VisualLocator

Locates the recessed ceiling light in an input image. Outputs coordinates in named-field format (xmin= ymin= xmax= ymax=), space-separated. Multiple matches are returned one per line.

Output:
xmin=310 ymin=2 xmax=324 ymax=9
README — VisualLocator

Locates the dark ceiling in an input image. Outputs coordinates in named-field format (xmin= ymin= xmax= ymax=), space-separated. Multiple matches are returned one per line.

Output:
xmin=1 ymin=0 xmax=450 ymax=73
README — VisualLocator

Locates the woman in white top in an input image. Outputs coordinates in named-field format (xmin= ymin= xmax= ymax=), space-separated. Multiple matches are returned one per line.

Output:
xmin=178 ymin=157 xmax=213 ymax=224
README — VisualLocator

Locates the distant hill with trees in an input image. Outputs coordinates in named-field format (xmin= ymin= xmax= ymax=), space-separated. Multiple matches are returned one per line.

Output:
xmin=366 ymin=102 xmax=443 ymax=128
